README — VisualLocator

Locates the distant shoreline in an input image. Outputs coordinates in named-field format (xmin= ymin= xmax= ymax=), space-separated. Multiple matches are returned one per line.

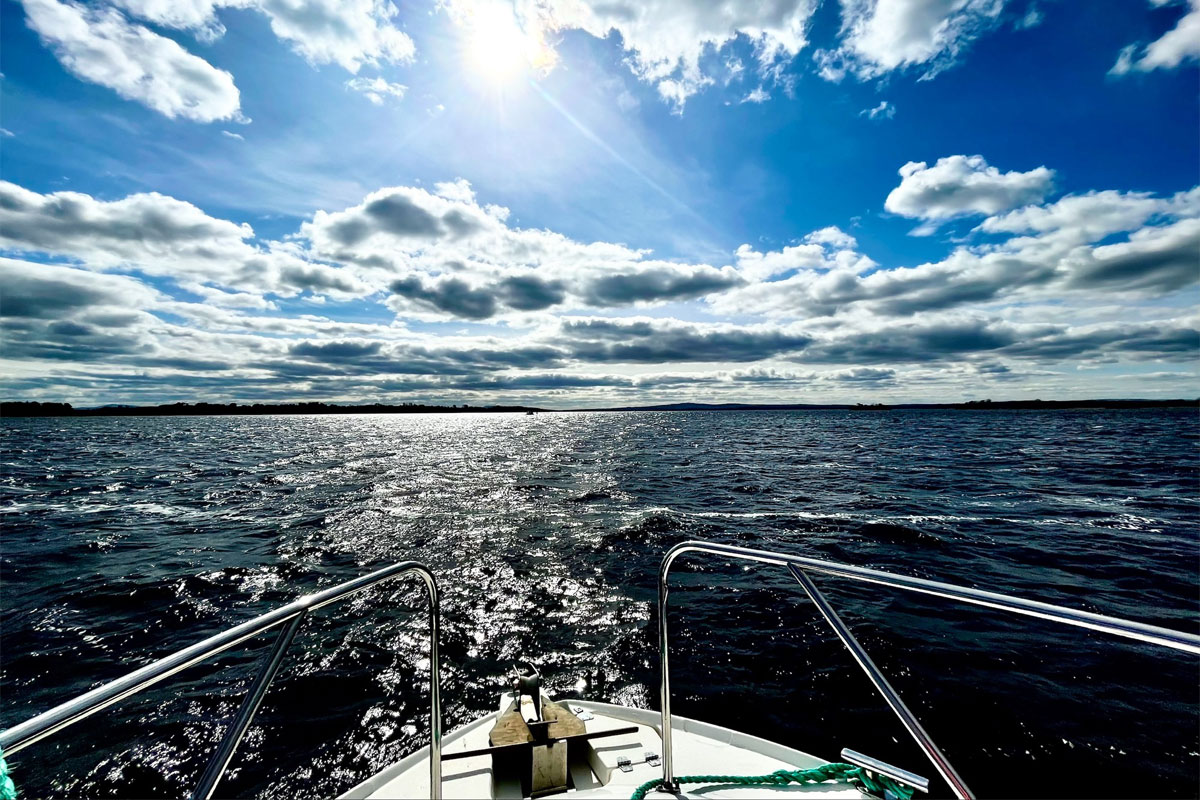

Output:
xmin=1 ymin=398 xmax=1196 ymax=417
xmin=585 ymin=399 xmax=1199 ymax=412
xmin=0 ymin=401 xmax=544 ymax=417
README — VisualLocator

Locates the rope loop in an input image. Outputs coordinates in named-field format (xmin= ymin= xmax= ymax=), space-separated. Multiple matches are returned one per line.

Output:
xmin=629 ymin=762 xmax=915 ymax=800
xmin=0 ymin=745 xmax=17 ymax=800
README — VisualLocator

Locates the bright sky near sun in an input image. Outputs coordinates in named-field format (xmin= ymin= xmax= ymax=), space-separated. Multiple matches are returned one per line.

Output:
xmin=1 ymin=0 xmax=1197 ymax=407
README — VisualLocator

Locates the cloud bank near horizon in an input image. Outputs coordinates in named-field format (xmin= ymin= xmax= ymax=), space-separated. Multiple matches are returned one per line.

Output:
xmin=2 ymin=150 xmax=1197 ymax=407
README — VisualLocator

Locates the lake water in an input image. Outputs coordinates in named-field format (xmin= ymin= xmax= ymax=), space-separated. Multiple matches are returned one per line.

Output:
xmin=1 ymin=410 xmax=1196 ymax=798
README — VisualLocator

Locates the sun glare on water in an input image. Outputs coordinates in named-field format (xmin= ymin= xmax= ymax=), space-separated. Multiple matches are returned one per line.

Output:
xmin=460 ymin=2 xmax=554 ymax=84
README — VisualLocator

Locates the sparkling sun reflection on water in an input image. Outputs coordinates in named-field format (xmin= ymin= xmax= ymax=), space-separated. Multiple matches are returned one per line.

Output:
xmin=1 ymin=410 xmax=1197 ymax=798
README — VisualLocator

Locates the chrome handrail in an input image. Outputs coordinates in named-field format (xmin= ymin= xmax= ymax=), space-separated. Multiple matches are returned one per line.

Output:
xmin=840 ymin=748 xmax=930 ymax=794
xmin=0 ymin=561 xmax=442 ymax=800
xmin=657 ymin=540 xmax=1200 ymax=799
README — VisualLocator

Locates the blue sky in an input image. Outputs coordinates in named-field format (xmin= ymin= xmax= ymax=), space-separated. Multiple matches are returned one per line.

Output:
xmin=1 ymin=0 xmax=1197 ymax=407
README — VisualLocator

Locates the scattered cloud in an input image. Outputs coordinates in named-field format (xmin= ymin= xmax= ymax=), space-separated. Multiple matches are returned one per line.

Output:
xmin=345 ymin=76 xmax=407 ymax=104
xmin=885 ymin=154 xmax=1054 ymax=226
xmin=579 ymin=266 xmax=746 ymax=306
xmin=860 ymin=99 xmax=895 ymax=119
xmin=559 ymin=318 xmax=813 ymax=364
xmin=1110 ymin=0 xmax=1200 ymax=75
xmin=221 ymin=130 xmax=244 ymax=140
xmin=389 ymin=276 xmax=501 ymax=320
xmin=304 ymin=181 xmax=747 ymax=318
xmin=725 ymin=56 xmax=746 ymax=84
xmin=2 ymin=147 xmax=1196 ymax=405
xmin=0 ymin=257 xmax=161 ymax=320
xmin=247 ymin=0 xmax=416 ymax=71
xmin=742 ymin=86 xmax=771 ymax=104
xmin=978 ymin=187 xmax=1196 ymax=239
xmin=1016 ymin=5 xmax=1043 ymax=29
xmin=734 ymin=230 xmax=869 ymax=282
xmin=0 ymin=181 xmax=361 ymax=298
xmin=717 ymin=181 xmax=1200 ymax=321
xmin=828 ymin=366 xmax=897 ymax=383
xmin=804 ymin=226 xmax=858 ymax=249
xmin=814 ymin=0 xmax=1010 ymax=82
xmin=0 ymin=180 xmax=253 ymax=264
xmin=19 ymin=0 xmax=243 ymax=122
xmin=1110 ymin=44 xmax=1140 ymax=75
xmin=112 ymin=0 xmax=416 ymax=72
xmin=110 ymin=0 xmax=227 ymax=41
xmin=443 ymin=0 xmax=817 ymax=110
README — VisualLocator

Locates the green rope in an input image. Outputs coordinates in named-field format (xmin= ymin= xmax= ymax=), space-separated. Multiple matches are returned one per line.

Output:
xmin=629 ymin=762 xmax=914 ymax=800
xmin=0 ymin=745 xmax=17 ymax=800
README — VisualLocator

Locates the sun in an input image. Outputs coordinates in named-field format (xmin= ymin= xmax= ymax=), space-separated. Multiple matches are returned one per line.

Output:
xmin=460 ymin=3 xmax=554 ymax=83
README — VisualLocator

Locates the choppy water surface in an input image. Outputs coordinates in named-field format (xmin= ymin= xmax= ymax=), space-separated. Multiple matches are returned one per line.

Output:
xmin=1 ymin=410 xmax=1197 ymax=798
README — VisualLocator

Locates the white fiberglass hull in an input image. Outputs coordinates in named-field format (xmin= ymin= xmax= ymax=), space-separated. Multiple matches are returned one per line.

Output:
xmin=341 ymin=700 xmax=868 ymax=800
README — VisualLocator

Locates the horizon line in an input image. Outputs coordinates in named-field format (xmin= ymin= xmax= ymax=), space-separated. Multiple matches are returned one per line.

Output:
xmin=2 ymin=397 xmax=1197 ymax=417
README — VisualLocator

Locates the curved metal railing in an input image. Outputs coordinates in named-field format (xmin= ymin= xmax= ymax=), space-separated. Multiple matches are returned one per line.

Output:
xmin=0 ymin=561 xmax=442 ymax=800
xmin=657 ymin=540 xmax=1200 ymax=799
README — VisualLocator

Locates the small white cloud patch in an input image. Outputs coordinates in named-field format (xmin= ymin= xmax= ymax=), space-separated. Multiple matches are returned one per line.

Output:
xmin=741 ymin=86 xmax=770 ymax=104
xmin=1110 ymin=0 xmax=1200 ymax=75
xmin=345 ymin=76 xmax=407 ymax=105
xmin=1016 ymin=5 xmax=1043 ymax=29
xmin=860 ymin=100 xmax=895 ymax=119
xmin=616 ymin=89 xmax=639 ymax=112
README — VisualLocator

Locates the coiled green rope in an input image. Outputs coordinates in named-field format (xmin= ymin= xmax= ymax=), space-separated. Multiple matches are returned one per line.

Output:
xmin=630 ymin=762 xmax=914 ymax=800
xmin=0 ymin=745 xmax=17 ymax=800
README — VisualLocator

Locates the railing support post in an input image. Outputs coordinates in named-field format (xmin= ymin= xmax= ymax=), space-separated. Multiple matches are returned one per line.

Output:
xmin=416 ymin=569 xmax=442 ymax=800
xmin=1 ymin=561 xmax=443 ymax=800
xmin=654 ymin=541 xmax=1198 ymax=800
xmin=193 ymin=612 xmax=307 ymax=800
xmin=657 ymin=549 xmax=679 ymax=794
xmin=787 ymin=565 xmax=974 ymax=800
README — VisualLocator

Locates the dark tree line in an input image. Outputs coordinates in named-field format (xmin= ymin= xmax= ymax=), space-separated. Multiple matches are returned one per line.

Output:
xmin=0 ymin=401 xmax=543 ymax=417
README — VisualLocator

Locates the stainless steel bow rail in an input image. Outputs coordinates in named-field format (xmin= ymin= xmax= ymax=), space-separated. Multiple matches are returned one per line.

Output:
xmin=0 ymin=561 xmax=442 ymax=800
xmin=657 ymin=541 xmax=1200 ymax=800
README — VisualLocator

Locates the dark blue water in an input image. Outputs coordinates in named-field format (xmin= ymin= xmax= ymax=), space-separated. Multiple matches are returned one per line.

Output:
xmin=1 ymin=410 xmax=1197 ymax=799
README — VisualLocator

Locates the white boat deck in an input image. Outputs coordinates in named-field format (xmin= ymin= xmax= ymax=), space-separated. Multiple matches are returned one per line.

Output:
xmin=341 ymin=699 xmax=868 ymax=800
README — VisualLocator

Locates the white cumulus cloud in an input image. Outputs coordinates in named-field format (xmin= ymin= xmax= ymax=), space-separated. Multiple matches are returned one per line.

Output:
xmin=1110 ymin=0 xmax=1200 ymax=75
xmin=20 ymin=0 xmax=242 ymax=122
xmin=111 ymin=0 xmax=226 ymax=40
xmin=251 ymin=0 xmax=416 ymax=71
xmin=815 ymin=0 xmax=1008 ymax=81
xmin=885 ymin=154 xmax=1054 ymax=224
xmin=113 ymin=0 xmax=416 ymax=73
xmin=301 ymin=180 xmax=746 ymax=319
xmin=0 ymin=181 xmax=364 ymax=298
